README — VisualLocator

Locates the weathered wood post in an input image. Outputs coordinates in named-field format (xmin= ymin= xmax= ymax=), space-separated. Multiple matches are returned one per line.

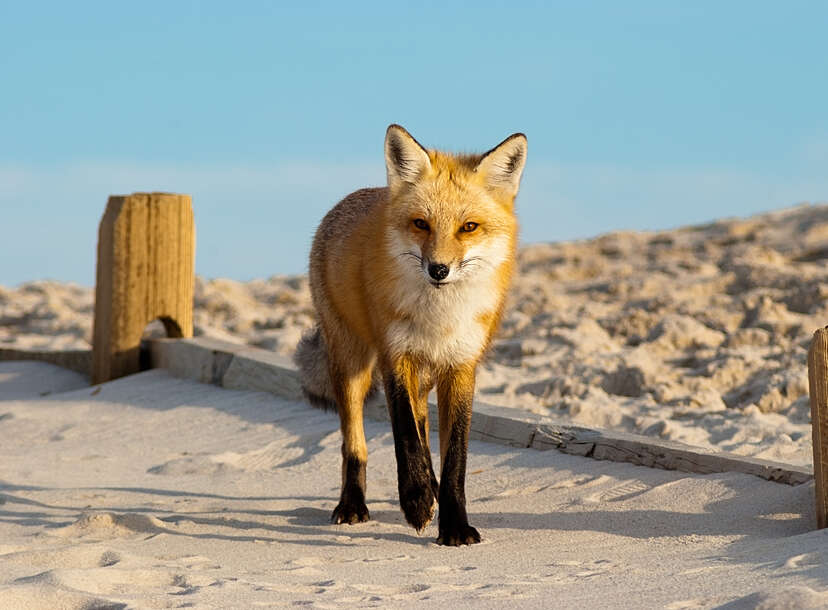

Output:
xmin=92 ymin=193 xmax=195 ymax=384
xmin=809 ymin=326 xmax=828 ymax=528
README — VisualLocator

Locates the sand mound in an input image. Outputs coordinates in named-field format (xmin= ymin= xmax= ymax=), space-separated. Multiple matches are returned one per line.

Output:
xmin=53 ymin=513 xmax=168 ymax=540
xmin=721 ymin=586 xmax=828 ymax=609
xmin=0 ymin=584 xmax=126 ymax=610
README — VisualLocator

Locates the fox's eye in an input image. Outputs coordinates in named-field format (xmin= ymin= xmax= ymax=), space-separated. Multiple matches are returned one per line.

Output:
xmin=461 ymin=222 xmax=479 ymax=233
xmin=413 ymin=218 xmax=430 ymax=231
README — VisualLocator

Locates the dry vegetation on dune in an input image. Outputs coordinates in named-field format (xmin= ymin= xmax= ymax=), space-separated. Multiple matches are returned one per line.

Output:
xmin=2 ymin=204 xmax=827 ymax=464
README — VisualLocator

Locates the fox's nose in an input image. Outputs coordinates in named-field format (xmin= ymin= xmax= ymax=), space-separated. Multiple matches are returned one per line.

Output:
xmin=428 ymin=263 xmax=449 ymax=281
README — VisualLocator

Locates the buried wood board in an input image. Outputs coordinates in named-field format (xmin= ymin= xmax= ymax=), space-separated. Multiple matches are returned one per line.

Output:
xmin=0 ymin=338 xmax=814 ymax=487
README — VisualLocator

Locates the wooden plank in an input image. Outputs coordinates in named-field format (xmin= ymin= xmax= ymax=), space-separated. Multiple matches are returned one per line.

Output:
xmin=145 ymin=337 xmax=813 ymax=486
xmin=809 ymin=326 xmax=828 ymax=528
xmin=222 ymin=349 xmax=304 ymax=400
xmin=92 ymin=193 xmax=195 ymax=384
xmin=7 ymin=338 xmax=811 ymax=486
xmin=469 ymin=402 xmax=543 ymax=448
xmin=531 ymin=425 xmax=812 ymax=486
xmin=148 ymin=337 xmax=242 ymax=385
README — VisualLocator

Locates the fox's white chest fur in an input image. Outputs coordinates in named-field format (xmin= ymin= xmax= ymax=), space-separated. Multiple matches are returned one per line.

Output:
xmin=384 ymin=264 xmax=503 ymax=368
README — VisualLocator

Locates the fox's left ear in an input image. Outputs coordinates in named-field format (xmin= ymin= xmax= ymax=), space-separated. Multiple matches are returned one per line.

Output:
xmin=475 ymin=133 xmax=528 ymax=197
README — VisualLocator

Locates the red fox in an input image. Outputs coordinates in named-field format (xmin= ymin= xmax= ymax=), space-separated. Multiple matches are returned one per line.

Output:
xmin=295 ymin=124 xmax=526 ymax=545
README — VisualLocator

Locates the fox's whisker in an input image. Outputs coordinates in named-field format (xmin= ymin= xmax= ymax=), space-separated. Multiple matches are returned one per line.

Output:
xmin=399 ymin=251 xmax=423 ymax=267
xmin=460 ymin=256 xmax=489 ymax=271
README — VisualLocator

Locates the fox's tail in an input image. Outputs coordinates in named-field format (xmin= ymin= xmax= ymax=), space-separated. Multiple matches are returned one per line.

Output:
xmin=294 ymin=326 xmax=338 ymax=410
xmin=294 ymin=325 xmax=380 ymax=411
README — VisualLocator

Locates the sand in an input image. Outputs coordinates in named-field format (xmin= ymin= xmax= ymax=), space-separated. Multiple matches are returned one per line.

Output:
xmin=2 ymin=203 xmax=826 ymax=468
xmin=2 ymin=360 xmax=828 ymax=609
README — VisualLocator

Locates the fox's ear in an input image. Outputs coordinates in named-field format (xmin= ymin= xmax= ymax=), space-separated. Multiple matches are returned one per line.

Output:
xmin=385 ymin=124 xmax=431 ymax=189
xmin=475 ymin=133 xmax=528 ymax=197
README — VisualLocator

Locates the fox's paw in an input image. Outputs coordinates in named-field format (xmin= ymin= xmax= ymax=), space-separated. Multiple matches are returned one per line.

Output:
xmin=437 ymin=523 xmax=481 ymax=546
xmin=399 ymin=484 xmax=436 ymax=532
xmin=331 ymin=501 xmax=370 ymax=525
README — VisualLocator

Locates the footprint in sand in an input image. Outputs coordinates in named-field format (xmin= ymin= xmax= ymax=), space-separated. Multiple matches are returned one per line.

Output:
xmin=488 ymin=484 xmax=553 ymax=499
xmin=350 ymin=554 xmax=412 ymax=564
xmin=537 ymin=559 xmax=616 ymax=584
xmin=352 ymin=582 xmax=431 ymax=600
xmin=177 ymin=554 xmax=222 ymax=570
xmin=276 ymin=556 xmax=327 ymax=577
xmin=486 ymin=474 xmax=612 ymax=501
xmin=210 ymin=440 xmax=308 ymax=471
xmin=423 ymin=564 xmax=476 ymax=574
xmin=149 ymin=439 xmax=324 ymax=476
xmin=474 ymin=583 xmax=535 ymax=600
xmin=580 ymin=479 xmax=653 ymax=504
xmin=147 ymin=453 xmax=238 ymax=476
xmin=549 ymin=474 xmax=608 ymax=489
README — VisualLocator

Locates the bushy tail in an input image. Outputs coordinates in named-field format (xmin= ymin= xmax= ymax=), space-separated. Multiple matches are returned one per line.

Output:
xmin=294 ymin=325 xmax=380 ymax=411
xmin=294 ymin=325 xmax=338 ymax=410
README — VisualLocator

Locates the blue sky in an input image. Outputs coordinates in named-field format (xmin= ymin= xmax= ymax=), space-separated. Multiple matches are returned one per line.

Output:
xmin=2 ymin=1 xmax=827 ymax=285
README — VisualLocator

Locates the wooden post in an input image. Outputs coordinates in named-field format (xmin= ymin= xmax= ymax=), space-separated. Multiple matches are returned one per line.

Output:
xmin=92 ymin=193 xmax=195 ymax=384
xmin=809 ymin=326 xmax=828 ymax=528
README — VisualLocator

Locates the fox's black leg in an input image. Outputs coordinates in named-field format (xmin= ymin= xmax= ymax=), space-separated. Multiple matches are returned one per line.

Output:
xmin=417 ymin=415 xmax=440 ymax=501
xmin=384 ymin=368 xmax=437 ymax=532
xmin=332 ymin=452 xmax=369 ymax=524
xmin=437 ymin=365 xmax=481 ymax=546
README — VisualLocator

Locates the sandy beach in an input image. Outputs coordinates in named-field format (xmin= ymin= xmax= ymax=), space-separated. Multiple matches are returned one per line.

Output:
xmin=2 ymin=204 xmax=826 ymax=467
xmin=6 ymin=1 xmax=828 ymax=606
xmin=2 ymin=360 xmax=828 ymax=609
xmin=2 ymin=204 xmax=828 ymax=607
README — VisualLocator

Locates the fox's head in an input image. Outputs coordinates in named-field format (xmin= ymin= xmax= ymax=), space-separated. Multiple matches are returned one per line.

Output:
xmin=383 ymin=124 xmax=526 ymax=289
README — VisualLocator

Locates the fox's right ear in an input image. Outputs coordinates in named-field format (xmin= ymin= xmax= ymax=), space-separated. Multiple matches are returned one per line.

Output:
xmin=385 ymin=124 xmax=431 ymax=189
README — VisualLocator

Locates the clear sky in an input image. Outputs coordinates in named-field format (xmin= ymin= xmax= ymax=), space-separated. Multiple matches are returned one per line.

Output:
xmin=2 ymin=1 xmax=827 ymax=286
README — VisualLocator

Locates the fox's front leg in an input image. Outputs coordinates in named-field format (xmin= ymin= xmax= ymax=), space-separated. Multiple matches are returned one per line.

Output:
xmin=436 ymin=364 xmax=480 ymax=546
xmin=383 ymin=360 xmax=438 ymax=532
